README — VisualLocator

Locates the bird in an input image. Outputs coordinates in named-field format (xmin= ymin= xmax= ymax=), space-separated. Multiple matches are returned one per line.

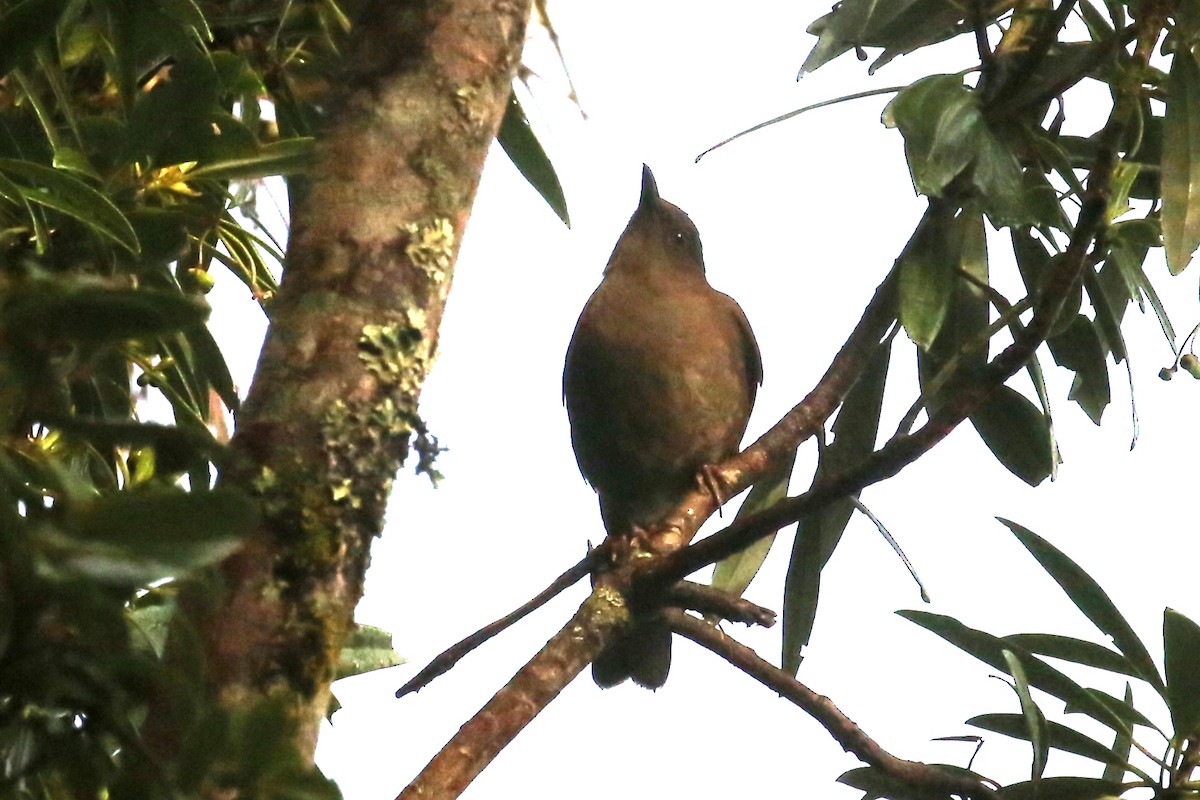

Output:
xmin=562 ymin=165 xmax=762 ymax=689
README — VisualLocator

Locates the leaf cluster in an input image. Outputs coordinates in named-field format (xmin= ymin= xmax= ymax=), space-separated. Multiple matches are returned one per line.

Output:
xmin=844 ymin=519 xmax=1200 ymax=800
xmin=0 ymin=0 xmax=362 ymax=796
xmin=709 ymin=0 xmax=1198 ymax=701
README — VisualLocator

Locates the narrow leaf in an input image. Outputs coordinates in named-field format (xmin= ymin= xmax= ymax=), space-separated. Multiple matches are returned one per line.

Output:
xmin=498 ymin=93 xmax=569 ymax=226
xmin=900 ymin=611 xmax=1129 ymax=733
xmin=711 ymin=447 xmax=796 ymax=598
xmin=1102 ymin=685 xmax=1135 ymax=783
xmin=999 ymin=519 xmax=1165 ymax=693
xmin=1003 ymin=649 xmax=1049 ymax=780
xmin=1162 ymin=47 xmax=1200 ymax=273
xmin=0 ymin=158 xmax=139 ymax=254
xmin=968 ymin=714 xmax=1131 ymax=772
xmin=186 ymin=138 xmax=315 ymax=181
xmin=782 ymin=338 xmax=892 ymax=673
xmin=999 ymin=777 xmax=1124 ymax=800
xmin=899 ymin=203 xmax=960 ymax=349
xmin=1164 ymin=608 xmax=1200 ymax=738
xmin=1003 ymin=633 xmax=1141 ymax=678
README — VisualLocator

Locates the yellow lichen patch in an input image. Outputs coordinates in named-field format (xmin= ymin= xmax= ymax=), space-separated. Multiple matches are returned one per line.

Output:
xmin=357 ymin=320 xmax=432 ymax=396
xmin=403 ymin=218 xmax=455 ymax=282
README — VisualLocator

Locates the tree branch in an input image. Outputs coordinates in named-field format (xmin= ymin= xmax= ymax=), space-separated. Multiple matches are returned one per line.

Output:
xmin=396 ymin=554 xmax=594 ymax=698
xmin=665 ymin=610 xmax=1000 ymax=800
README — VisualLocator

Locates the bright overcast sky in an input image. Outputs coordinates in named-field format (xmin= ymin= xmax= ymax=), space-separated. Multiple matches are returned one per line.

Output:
xmin=210 ymin=2 xmax=1200 ymax=798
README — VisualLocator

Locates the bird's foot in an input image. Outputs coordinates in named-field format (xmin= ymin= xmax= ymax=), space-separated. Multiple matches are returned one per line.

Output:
xmin=696 ymin=464 xmax=732 ymax=517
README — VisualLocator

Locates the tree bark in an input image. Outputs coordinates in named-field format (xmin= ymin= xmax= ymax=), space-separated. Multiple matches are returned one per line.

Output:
xmin=174 ymin=0 xmax=531 ymax=759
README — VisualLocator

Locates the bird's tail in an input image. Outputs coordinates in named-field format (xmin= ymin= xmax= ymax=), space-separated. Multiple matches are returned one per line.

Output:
xmin=592 ymin=615 xmax=672 ymax=690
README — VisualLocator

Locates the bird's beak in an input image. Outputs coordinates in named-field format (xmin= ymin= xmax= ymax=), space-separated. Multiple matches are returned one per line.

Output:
xmin=639 ymin=164 xmax=660 ymax=210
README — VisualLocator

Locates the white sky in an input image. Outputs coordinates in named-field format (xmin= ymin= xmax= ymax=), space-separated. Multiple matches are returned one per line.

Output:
xmin=209 ymin=3 xmax=1200 ymax=798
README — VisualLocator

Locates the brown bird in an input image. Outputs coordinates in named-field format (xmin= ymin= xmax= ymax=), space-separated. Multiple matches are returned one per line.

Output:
xmin=563 ymin=165 xmax=762 ymax=689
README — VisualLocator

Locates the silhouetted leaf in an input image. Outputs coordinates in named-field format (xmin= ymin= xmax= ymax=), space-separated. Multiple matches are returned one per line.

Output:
xmin=969 ymin=714 xmax=1128 ymax=771
xmin=970 ymin=387 xmax=1053 ymax=486
xmin=711 ymin=447 xmax=796 ymax=598
xmin=782 ymin=337 xmax=892 ymax=673
xmin=839 ymin=764 xmax=988 ymax=800
xmin=1163 ymin=47 xmax=1200 ymax=273
xmin=1004 ymin=634 xmax=1139 ymax=677
xmin=999 ymin=777 xmax=1123 ymax=800
xmin=1000 ymin=519 xmax=1165 ymax=693
xmin=900 ymin=611 xmax=1128 ymax=732
xmin=1164 ymin=608 xmax=1200 ymax=738
xmin=498 ymin=93 xmax=568 ymax=226
xmin=1102 ymin=685 xmax=1135 ymax=783
xmin=1002 ymin=649 xmax=1049 ymax=780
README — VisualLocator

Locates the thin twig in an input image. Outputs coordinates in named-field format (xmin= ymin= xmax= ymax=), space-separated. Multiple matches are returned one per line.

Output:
xmin=396 ymin=554 xmax=594 ymax=698
xmin=665 ymin=610 xmax=1000 ymax=800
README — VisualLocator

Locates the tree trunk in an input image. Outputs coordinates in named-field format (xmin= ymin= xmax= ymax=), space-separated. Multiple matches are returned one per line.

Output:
xmin=167 ymin=0 xmax=531 ymax=760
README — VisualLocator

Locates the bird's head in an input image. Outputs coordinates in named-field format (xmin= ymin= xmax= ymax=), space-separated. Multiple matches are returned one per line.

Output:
xmin=605 ymin=165 xmax=706 ymax=278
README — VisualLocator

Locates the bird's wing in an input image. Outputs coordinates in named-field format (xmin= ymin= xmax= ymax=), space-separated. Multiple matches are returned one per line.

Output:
xmin=727 ymin=296 xmax=763 ymax=392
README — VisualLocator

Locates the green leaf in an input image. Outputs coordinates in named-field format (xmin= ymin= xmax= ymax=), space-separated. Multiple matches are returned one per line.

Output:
xmin=2 ymin=281 xmax=209 ymax=344
xmin=802 ymin=0 xmax=993 ymax=76
xmin=186 ymin=137 xmax=315 ymax=181
xmin=39 ymin=416 xmax=225 ymax=475
xmin=968 ymin=714 xmax=1130 ymax=772
xmin=1046 ymin=315 xmax=1110 ymax=424
xmin=999 ymin=519 xmax=1165 ymax=693
xmin=883 ymin=75 xmax=981 ymax=197
xmin=1162 ymin=47 xmax=1200 ymax=273
xmin=899 ymin=202 xmax=961 ymax=349
xmin=919 ymin=209 xmax=988 ymax=411
xmin=839 ymin=764 xmax=988 ymax=800
xmin=0 ymin=0 xmax=69 ymax=77
xmin=1068 ymin=687 xmax=1157 ymax=731
xmin=42 ymin=488 xmax=257 ymax=584
xmin=1003 ymin=634 xmax=1142 ymax=678
xmin=974 ymin=128 xmax=1026 ymax=228
xmin=711 ymin=447 xmax=796 ymax=598
xmin=782 ymin=337 xmax=892 ymax=674
xmin=1002 ymin=649 xmax=1048 ymax=781
xmin=497 ymin=93 xmax=569 ymax=227
xmin=122 ymin=54 xmax=220 ymax=166
xmin=0 ymin=158 xmax=139 ymax=254
xmin=185 ymin=323 xmax=239 ymax=412
xmin=969 ymin=387 xmax=1054 ymax=486
xmin=335 ymin=624 xmax=405 ymax=681
xmin=900 ymin=611 xmax=1129 ymax=733
xmin=998 ymin=777 xmax=1124 ymax=800
xmin=1102 ymin=685 xmax=1135 ymax=783
xmin=1164 ymin=608 xmax=1200 ymax=738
